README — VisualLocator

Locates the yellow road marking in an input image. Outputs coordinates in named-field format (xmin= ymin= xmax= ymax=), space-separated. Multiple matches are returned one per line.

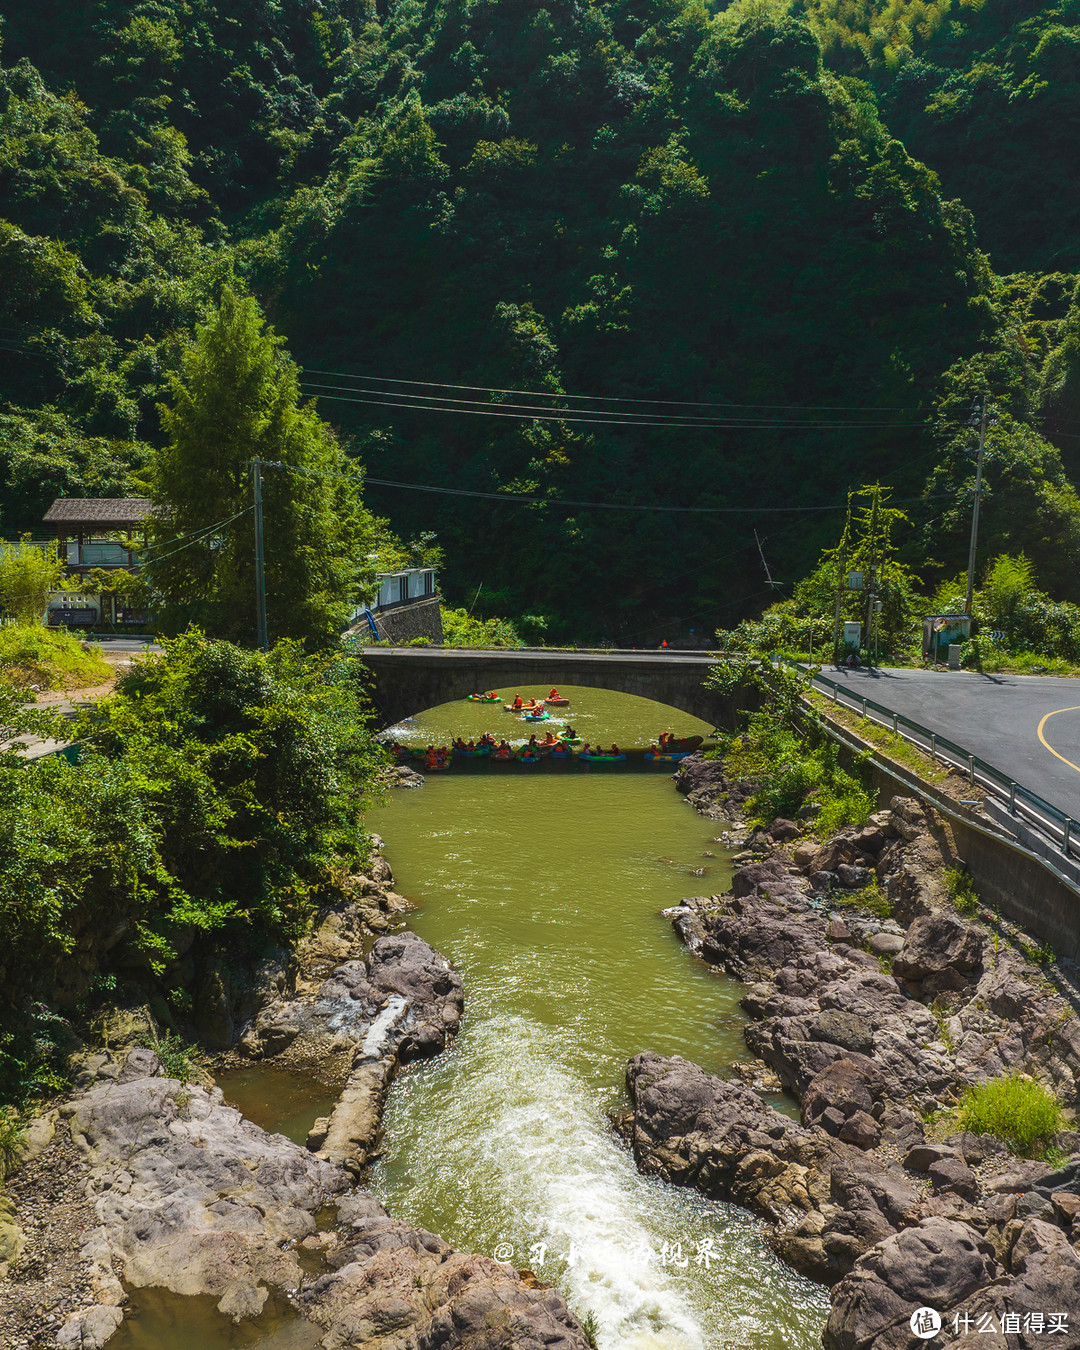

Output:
xmin=1036 ymin=706 xmax=1080 ymax=777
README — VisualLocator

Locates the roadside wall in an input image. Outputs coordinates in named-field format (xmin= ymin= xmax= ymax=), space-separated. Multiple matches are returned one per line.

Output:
xmin=824 ymin=712 xmax=1080 ymax=962
xmin=372 ymin=599 xmax=444 ymax=645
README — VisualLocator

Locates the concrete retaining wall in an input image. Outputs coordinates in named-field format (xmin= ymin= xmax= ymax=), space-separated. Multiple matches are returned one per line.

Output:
xmin=822 ymin=710 xmax=1080 ymax=962
xmin=370 ymin=599 xmax=444 ymax=646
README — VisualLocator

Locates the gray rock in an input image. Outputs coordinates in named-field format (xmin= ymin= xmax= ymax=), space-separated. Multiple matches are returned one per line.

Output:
xmin=387 ymin=765 xmax=425 ymax=788
xmin=867 ymin=932 xmax=904 ymax=957
xmin=837 ymin=864 xmax=872 ymax=889
xmin=893 ymin=913 xmax=984 ymax=981
xmin=68 ymin=1073 xmax=344 ymax=1305
xmin=810 ymin=1011 xmax=875 ymax=1057
xmin=904 ymin=1143 xmax=959 ymax=1174
xmin=56 ymin=1304 xmax=124 ymax=1348
xmin=927 ymin=1155 xmax=979 ymax=1201
xmin=851 ymin=827 xmax=887 ymax=855
xmin=824 ymin=1219 xmax=1000 ymax=1350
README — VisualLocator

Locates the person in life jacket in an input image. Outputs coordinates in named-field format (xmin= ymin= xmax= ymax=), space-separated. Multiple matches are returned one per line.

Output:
xmin=548 ymin=688 xmax=561 ymax=700
xmin=512 ymin=695 xmax=524 ymax=709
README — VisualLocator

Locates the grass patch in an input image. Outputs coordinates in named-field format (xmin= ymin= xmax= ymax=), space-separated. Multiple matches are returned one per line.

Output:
xmin=956 ymin=1073 xmax=1063 ymax=1157
xmin=807 ymin=691 xmax=950 ymax=784
xmin=814 ymin=783 xmax=874 ymax=836
xmin=931 ymin=1000 xmax=955 ymax=1053
xmin=0 ymin=624 xmax=111 ymax=691
xmin=944 ymin=866 xmax=980 ymax=916
xmin=831 ymin=880 xmax=892 ymax=919
xmin=579 ymin=1310 xmax=599 ymax=1350
xmin=1019 ymin=938 xmax=1056 ymax=966
xmin=151 ymin=1030 xmax=210 ymax=1086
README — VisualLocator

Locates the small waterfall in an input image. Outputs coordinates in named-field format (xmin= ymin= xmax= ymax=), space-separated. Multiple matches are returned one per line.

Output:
xmin=375 ymin=1012 xmax=822 ymax=1350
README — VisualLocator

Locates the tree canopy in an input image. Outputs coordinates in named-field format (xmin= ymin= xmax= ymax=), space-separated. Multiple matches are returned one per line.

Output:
xmin=148 ymin=289 xmax=374 ymax=646
xmin=1 ymin=0 xmax=1078 ymax=636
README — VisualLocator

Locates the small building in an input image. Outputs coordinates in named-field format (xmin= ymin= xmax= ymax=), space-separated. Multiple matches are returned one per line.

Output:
xmin=350 ymin=567 xmax=443 ymax=644
xmin=42 ymin=497 xmax=152 ymax=573
xmin=372 ymin=568 xmax=437 ymax=610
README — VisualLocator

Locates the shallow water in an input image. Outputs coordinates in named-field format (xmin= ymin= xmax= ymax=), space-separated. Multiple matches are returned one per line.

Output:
xmin=107 ymin=1289 xmax=321 ymax=1350
xmin=217 ymin=1067 xmax=339 ymax=1147
xmin=364 ymin=691 xmax=828 ymax=1350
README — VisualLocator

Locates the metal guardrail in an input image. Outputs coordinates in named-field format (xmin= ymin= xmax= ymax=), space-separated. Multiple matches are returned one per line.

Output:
xmin=809 ymin=669 xmax=1079 ymax=865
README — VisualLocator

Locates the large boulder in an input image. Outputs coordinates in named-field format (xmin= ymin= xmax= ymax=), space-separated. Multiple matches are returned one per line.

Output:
xmin=893 ymin=914 xmax=984 ymax=982
xmin=303 ymin=1194 xmax=590 ymax=1350
xmin=825 ymin=1220 xmax=1000 ymax=1350
xmin=66 ymin=1057 xmax=345 ymax=1315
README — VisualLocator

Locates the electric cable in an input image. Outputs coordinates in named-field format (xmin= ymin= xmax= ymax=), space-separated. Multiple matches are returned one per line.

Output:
xmin=298 ymin=383 xmax=928 ymax=430
xmin=261 ymin=459 xmax=950 ymax=515
xmin=300 ymin=367 xmax=924 ymax=413
xmin=142 ymin=506 xmax=253 ymax=566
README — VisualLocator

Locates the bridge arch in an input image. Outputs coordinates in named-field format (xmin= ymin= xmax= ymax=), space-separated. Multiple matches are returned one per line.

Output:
xmin=356 ymin=647 xmax=749 ymax=729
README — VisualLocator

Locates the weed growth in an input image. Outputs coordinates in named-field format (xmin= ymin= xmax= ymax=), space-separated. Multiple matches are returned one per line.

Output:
xmin=931 ymin=1000 xmax=955 ymax=1053
xmin=944 ymin=867 xmax=980 ymax=916
xmin=0 ymin=625 xmax=111 ymax=691
xmin=0 ymin=1106 xmax=26 ymax=1180
xmin=956 ymin=1073 xmax=1062 ymax=1157
xmin=152 ymin=1030 xmax=209 ymax=1086
xmin=1019 ymin=939 xmax=1056 ymax=966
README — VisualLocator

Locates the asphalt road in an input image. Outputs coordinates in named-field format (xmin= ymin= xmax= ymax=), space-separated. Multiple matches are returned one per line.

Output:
xmin=814 ymin=667 xmax=1080 ymax=822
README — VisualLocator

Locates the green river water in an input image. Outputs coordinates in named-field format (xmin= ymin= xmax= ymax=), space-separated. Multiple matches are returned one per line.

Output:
xmin=112 ymin=688 xmax=828 ymax=1350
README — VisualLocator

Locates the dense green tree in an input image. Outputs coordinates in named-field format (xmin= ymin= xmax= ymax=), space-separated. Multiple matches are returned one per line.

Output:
xmin=148 ymin=289 xmax=375 ymax=645
xmin=0 ymin=632 xmax=384 ymax=1101
xmin=2 ymin=0 xmax=1080 ymax=635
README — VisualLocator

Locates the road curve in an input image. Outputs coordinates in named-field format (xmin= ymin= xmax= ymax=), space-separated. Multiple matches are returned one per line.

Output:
xmin=813 ymin=666 xmax=1080 ymax=824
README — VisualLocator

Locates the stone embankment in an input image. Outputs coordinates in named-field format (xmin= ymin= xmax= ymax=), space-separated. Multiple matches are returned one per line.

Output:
xmin=226 ymin=835 xmax=462 ymax=1175
xmin=616 ymin=753 xmax=1080 ymax=1349
xmin=2 ymin=841 xmax=589 ymax=1350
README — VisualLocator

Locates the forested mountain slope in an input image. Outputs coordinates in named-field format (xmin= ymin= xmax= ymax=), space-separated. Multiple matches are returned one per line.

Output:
xmin=1 ymin=0 xmax=1078 ymax=636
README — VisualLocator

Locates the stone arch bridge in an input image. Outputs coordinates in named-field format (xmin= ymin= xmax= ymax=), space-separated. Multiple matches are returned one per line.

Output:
xmin=357 ymin=647 xmax=748 ymax=730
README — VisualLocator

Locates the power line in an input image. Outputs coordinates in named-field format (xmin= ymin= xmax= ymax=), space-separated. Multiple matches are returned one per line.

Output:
xmin=143 ymin=506 xmax=253 ymax=566
xmin=298 ymin=384 xmax=927 ymax=431
xmin=300 ymin=367 xmax=923 ymax=414
xmin=263 ymin=459 xmax=945 ymax=514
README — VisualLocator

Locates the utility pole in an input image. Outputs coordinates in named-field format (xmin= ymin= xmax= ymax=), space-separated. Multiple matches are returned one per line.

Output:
xmin=831 ymin=492 xmax=852 ymax=664
xmin=252 ymin=457 xmax=268 ymax=651
xmin=964 ymin=393 xmax=989 ymax=615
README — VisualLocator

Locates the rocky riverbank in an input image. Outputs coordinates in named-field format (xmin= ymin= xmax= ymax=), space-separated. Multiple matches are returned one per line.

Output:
xmin=615 ymin=753 xmax=1080 ymax=1348
xmin=0 ymin=842 xmax=589 ymax=1350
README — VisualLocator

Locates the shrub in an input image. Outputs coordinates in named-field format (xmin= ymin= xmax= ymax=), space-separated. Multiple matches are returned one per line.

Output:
xmin=0 ymin=1106 xmax=25 ymax=1179
xmin=944 ymin=866 xmax=979 ymax=916
xmin=440 ymin=605 xmax=524 ymax=648
xmin=814 ymin=782 xmax=874 ymax=836
xmin=0 ymin=624 xmax=111 ymax=690
xmin=0 ymin=632 xmax=384 ymax=1103
xmin=151 ymin=1030 xmax=209 ymax=1086
xmin=0 ymin=538 xmax=66 ymax=624
xmin=956 ymin=1073 xmax=1062 ymax=1157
